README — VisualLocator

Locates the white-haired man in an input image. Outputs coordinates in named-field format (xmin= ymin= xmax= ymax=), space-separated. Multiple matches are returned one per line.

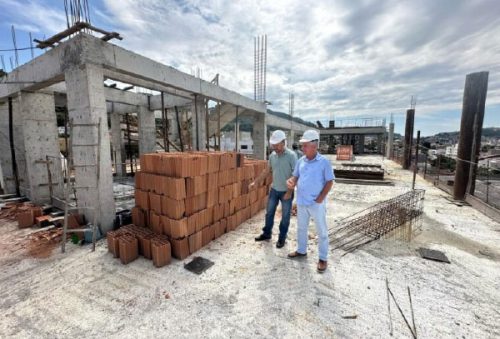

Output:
xmin=250 ymin=130 xmax=297 ymax=248
xmin=286 ymin=130 xmax=334 ymax=273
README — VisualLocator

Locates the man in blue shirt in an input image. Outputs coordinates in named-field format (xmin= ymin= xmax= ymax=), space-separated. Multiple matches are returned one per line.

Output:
xmin=286 ymin=130 xmax=334 ymax=273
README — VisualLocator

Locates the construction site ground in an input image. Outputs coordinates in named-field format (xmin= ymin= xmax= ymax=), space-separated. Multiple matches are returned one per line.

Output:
xmin=0 ymin=155 xmax=499 ymax=338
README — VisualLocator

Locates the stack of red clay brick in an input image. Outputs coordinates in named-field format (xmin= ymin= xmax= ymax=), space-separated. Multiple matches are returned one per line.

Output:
xmin=0 ymin=202 xmax=43 ymax=228
xmin=131 ymin=151 xmax=271 ymax=260
xmin=107 ymin=224 xmax=171 ymax=267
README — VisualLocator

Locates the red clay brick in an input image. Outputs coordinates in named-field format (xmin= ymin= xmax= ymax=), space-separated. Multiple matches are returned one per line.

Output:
xmin=151 ymin=236 xmax=171 ymax=268
xmin=118 ymin=234 xmax=139 ymax=265
xmin=188 ymin=230 xmax=203 ymax=254
xmin=170 ymin=237 xmax=189 ymax=260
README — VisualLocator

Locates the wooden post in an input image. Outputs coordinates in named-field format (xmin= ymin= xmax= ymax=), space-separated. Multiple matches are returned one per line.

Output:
xmin=453 ymin=71 xmax=489 ymax=200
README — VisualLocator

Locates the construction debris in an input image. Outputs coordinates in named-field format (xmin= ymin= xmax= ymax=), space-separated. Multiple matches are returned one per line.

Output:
xmin=417 ymin=247 xmax=451 ymax=264
xmin=27 ymin=227 xmax=64 ymax=258
xmin=184 ymin=256 xmax=215 ymax=275
xmin=330 ymin=189 xmax=425 ymax=254
xmin=386 ymin=278 xmax=418 ymax=339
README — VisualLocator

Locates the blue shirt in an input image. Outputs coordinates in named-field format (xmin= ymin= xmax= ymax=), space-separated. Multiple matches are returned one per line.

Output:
xmin=293 ymin=153 xmax=335 ymax=206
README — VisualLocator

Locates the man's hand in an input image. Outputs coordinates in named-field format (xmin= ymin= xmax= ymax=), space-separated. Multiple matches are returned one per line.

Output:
xmin=314 ymin=196 xmax=324 ymax=204
xmin=286 ymin=177 xmax=296 ymax=190
xmin=283 ymin=190 xmax=292 ymax=200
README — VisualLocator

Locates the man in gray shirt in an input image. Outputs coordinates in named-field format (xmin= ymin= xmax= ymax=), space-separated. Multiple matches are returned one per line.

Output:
xmin=250 ymin=130 xmax=297 ymax=248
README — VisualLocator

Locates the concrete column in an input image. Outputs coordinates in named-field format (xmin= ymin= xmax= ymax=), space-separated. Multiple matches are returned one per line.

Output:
xmin=252 ymin=111 xmax=267 ymax=160
xmin=377 ymin=134 xmax=383 ymax=155
xmin=110 ymin=112 xmax=126 ymax=176
xmin=403 ymin=109 xmax=415 ymax=169
xmin=138 ymin=106 xmax=156 ymax=155
xmin=0 ymin=96 xmax=30 ymax=195
xmin=0 ymin=98 xmax=17 ymax=194
xmin=453 ymin=71 xmax=489 ymax=200
xmin=358 ymin=135 xmax=365 ymax=154
xmin=289 ymin=130 xmax=295 ymax=147
xmin=386 ymin=122 xmax=394 ymax=158
xmin=20 ymin=91 xmax=63 ymax=204
xmin=65 ymin=64 xmax=115 ymax=233
xmin=191 ymin=95 xmax=206 ymax=151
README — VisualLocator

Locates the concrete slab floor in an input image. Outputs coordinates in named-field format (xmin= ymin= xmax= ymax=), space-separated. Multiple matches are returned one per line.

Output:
xmin=0 ymin=155 xmax=499 ymax=338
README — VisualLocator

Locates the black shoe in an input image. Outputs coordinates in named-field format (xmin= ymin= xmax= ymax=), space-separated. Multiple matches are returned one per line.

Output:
xmin=276 ymin=239 xmax=286 ymax=248
xmin=255 ymin=234 xmax=271 ymax=242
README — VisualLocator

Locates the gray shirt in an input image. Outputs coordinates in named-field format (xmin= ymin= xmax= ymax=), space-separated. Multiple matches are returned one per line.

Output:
xmin=268 ymin=148 xmax=297 ymax=192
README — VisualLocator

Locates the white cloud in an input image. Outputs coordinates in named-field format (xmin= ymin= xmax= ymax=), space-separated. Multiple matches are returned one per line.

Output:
xmin=2 ymin=0 xmax=500 ymax=135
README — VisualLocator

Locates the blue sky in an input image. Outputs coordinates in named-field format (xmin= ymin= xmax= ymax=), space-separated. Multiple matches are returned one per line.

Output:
xmin=1 ymin=0 xmax=499 ymax=136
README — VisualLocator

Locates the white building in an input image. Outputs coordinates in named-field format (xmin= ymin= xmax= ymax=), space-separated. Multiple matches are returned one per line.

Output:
xmin=445 ymin=144 xmax=458 ymax=158
xmin=217 ymin=131 xmax=254 ymax=155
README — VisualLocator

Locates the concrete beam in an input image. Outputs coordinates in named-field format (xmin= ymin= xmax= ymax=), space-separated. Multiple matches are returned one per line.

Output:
xmin=1 ymin=34 xmax=264 ymax=114
xmin=265 ymin=113 xmax=310 ymax=133
xmin=46 ymin=82 xmax=191 ymax=110
xmin=318 ymin=126 xmax=387 ymax=135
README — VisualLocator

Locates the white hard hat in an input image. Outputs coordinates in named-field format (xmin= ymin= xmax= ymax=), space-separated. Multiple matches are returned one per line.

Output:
xmin=269 ymin=130 xmax=286 ymax=145
xmin=299 ymin=130 xmax=320 ymax=143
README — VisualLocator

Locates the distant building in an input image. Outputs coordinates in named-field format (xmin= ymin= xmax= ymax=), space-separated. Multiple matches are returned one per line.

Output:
xmin=218 ymin=131 xmax=254 ymax=155
xmin=445 ymin=144 xmax=458 ymax=158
